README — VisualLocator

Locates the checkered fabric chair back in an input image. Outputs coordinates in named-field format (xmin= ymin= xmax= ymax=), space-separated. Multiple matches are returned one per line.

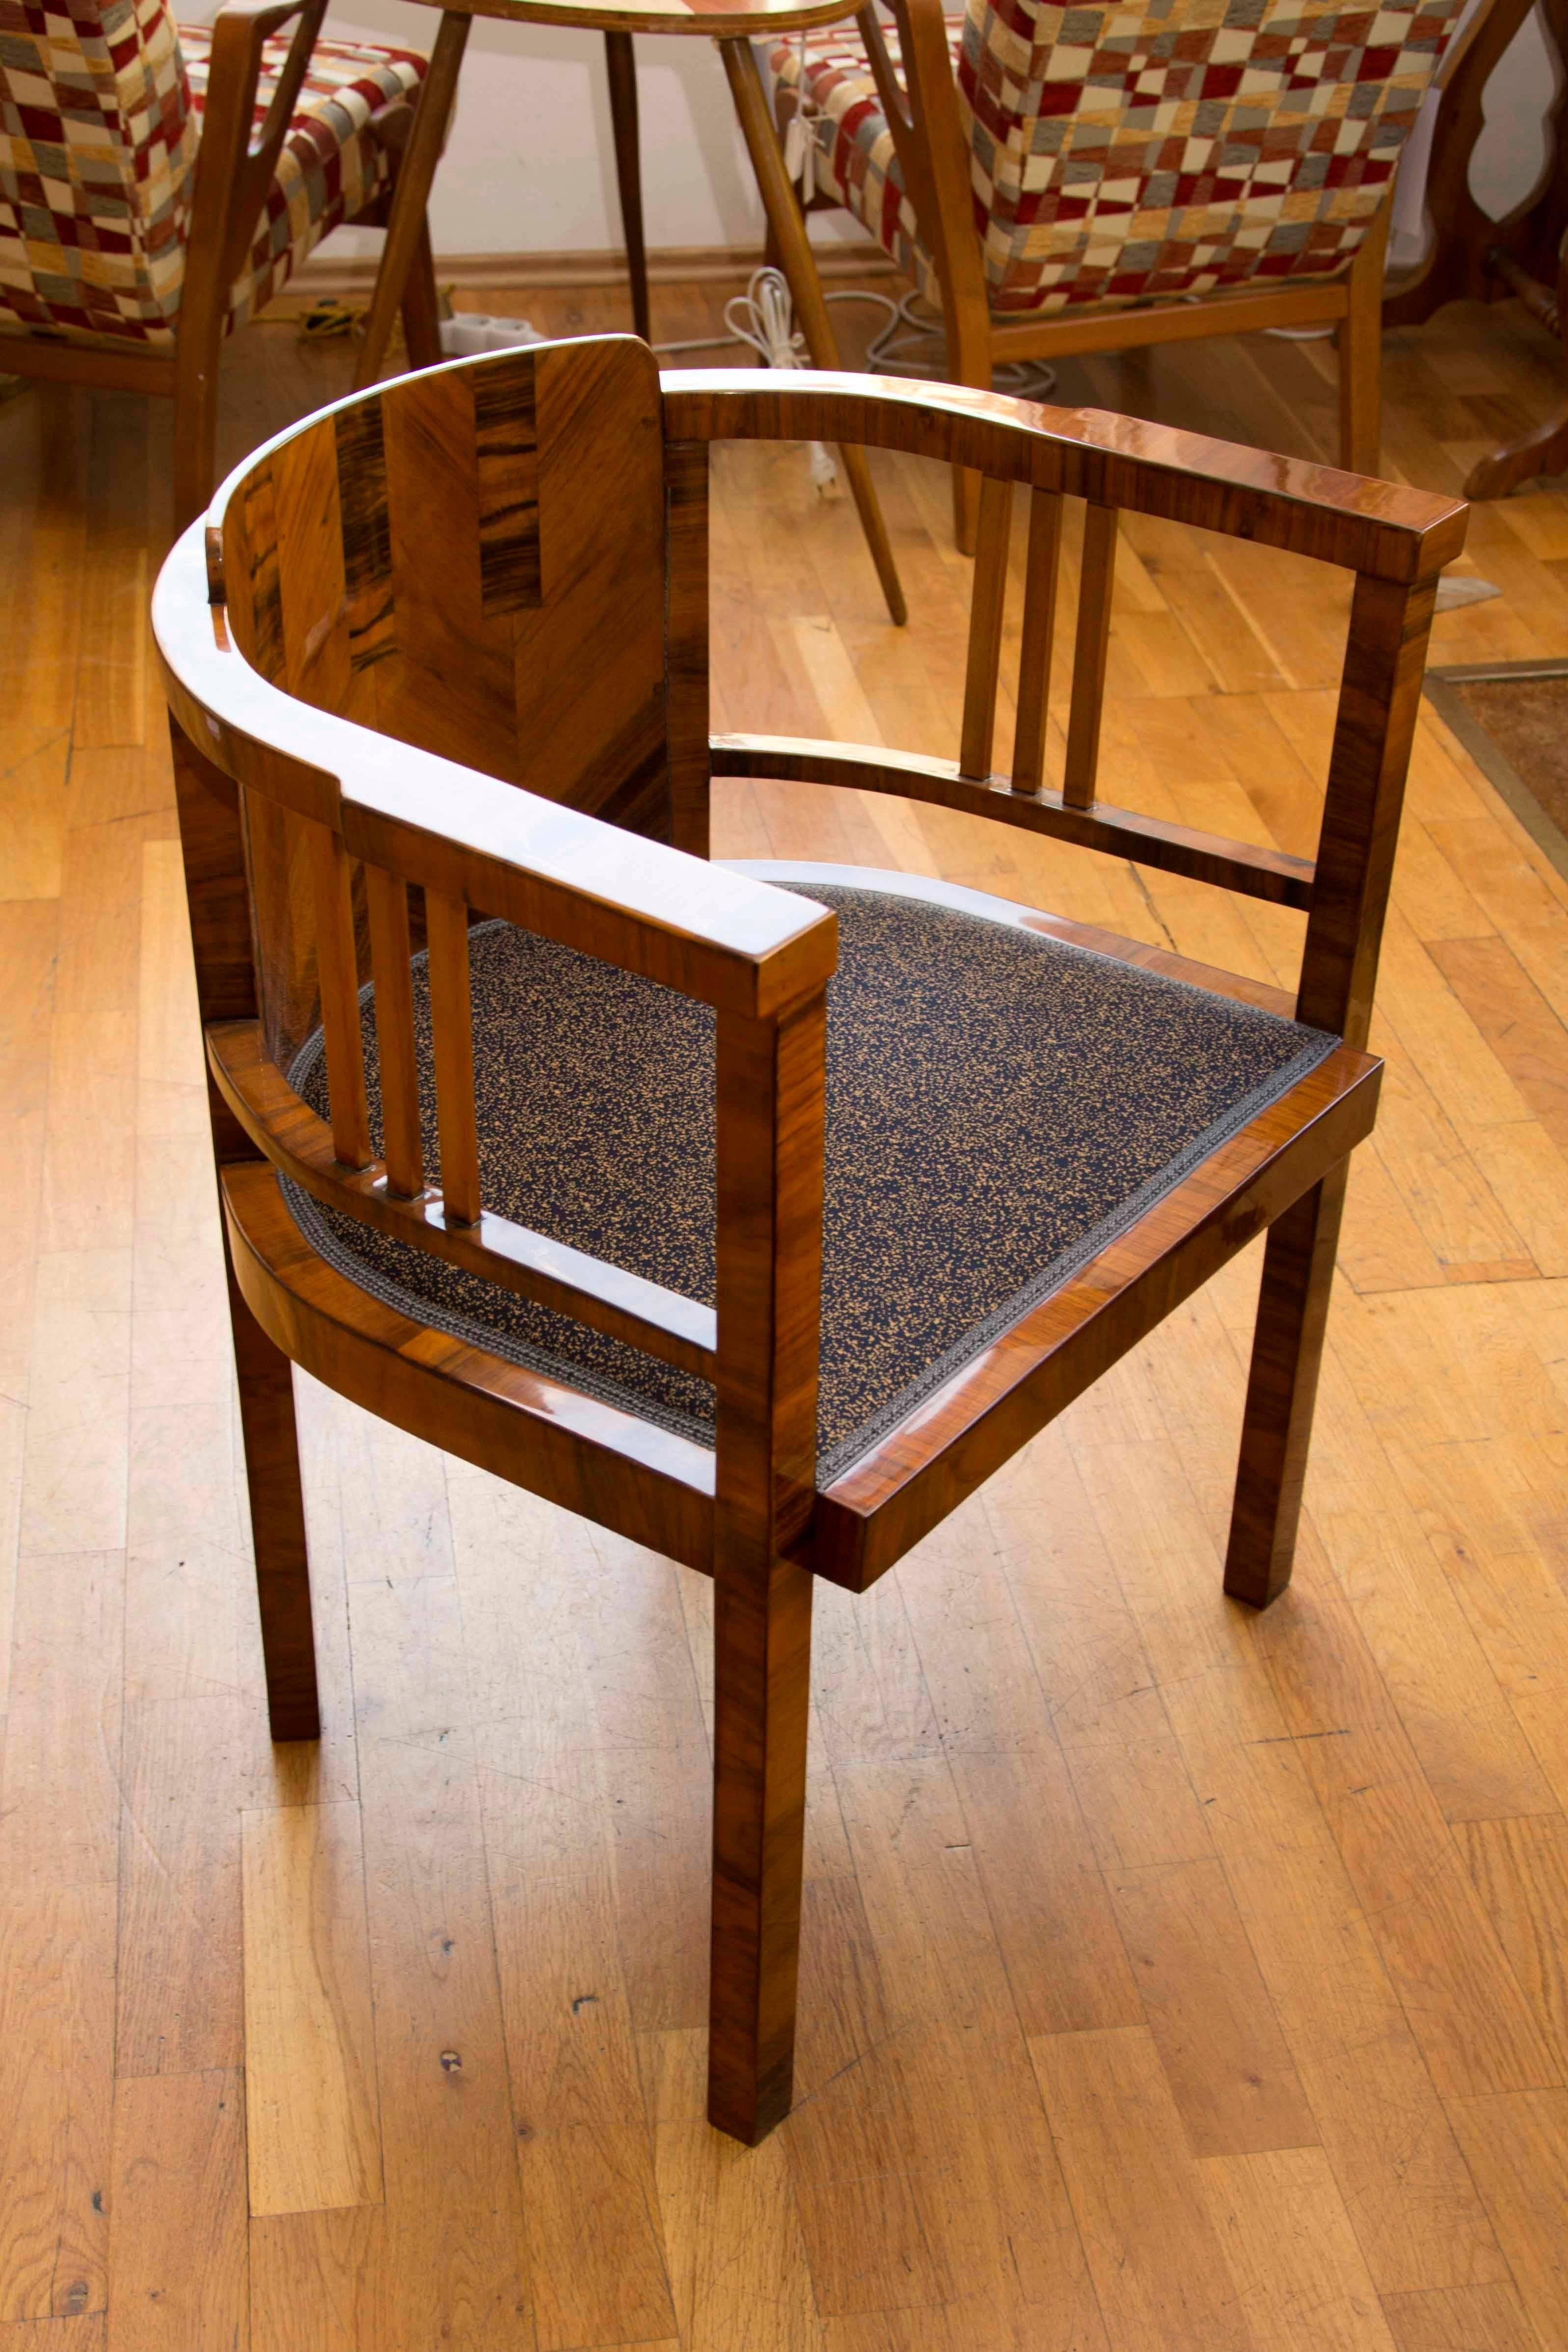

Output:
xmin=0 ymin=0 xmax=197 ymax=347
xmin=959 ymin=0 xmax=1465 ymax=312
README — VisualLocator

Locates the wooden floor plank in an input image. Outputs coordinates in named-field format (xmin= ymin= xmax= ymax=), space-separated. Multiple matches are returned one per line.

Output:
xmin=1458 ymin=1815 xmax=1568 ymax=2081
xmin=1031 ymin=2025 xmax=1255 ymax=2352
xmin=346 ymin=1563 xmax=536 ymax=2352
xmin=0 ymin=1887 xmax=116 ymax=2324
xmin=1446 ymin=2089 xmax=1568 ymax=2352
xmin=1200 ymin=2145 xmax=1400 ymax=2352
xmin=444 ymin=1473 xmax=677 ymax=2349
xmin=240 ymin=1802 xmax=381 ymax=2218
xmin=105 ymin=2070 xmax=247 ymax=2352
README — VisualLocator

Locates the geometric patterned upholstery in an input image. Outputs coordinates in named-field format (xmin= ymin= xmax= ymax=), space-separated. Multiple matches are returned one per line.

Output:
xmin=183 ymin=23 xmax=425 ymax=336
xmin=769 ymin=0 xmax=1466 ymax=317
xmin=0 ymin=0 xmax=197 ymax=343
xmin=0 ymin=0 xmax=426 ymax=350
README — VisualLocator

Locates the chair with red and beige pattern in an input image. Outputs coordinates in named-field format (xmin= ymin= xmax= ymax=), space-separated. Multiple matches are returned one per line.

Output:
xmin=766 ymin=0 xmax=1481 ymax=546
xmin=0 ymin=0 xmax=443 ymax=523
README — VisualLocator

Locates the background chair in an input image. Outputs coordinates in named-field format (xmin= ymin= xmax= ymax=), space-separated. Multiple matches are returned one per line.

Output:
xmin=0 ymin=0 xmax=442 ymax=525
xmin=765 ymin=0 xmax=1478 ymax=545
xmin=154 ymin=336 xmax=1465 ymax=2145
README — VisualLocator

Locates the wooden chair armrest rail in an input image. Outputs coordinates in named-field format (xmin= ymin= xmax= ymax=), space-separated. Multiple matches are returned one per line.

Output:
xmin=661 ymin=375 xmax=1468 ymax=584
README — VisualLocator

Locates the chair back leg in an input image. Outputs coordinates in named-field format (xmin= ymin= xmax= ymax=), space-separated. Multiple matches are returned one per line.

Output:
xmin=170 ymin=715 xmax=322 ymax=1738
xmin=398 ymin=217 xmax=445 ymax=371
xmin=1222 ymin=1166 xmax=1348 ymax=1607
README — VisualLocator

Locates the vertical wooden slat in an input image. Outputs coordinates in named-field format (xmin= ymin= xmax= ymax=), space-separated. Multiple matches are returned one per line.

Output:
xmin=1062 ymin=500 xmax=1118 ymax=811
xmin=708 ymin=976 xmax=830 ymax=2144
xmin=424 ymin=889 xmax=481 ymax=1226
xmin=958 ymin=474 xmax=1013 ymax=781
xmin=363 ymin=865 xmax=422 ymax=1200
xmin=305 ymin=819 xmax=373 ymax=1171
xmin=666 ymin=436 xmax=712 ymax=858
xmin=1011 ymin=488 xmax=1064 ymax=794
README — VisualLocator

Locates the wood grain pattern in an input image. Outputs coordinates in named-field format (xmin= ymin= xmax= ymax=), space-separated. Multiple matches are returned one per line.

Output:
xmin=1010 ymin=486 xmax=1064 ymax=794
xmin=422 ymin=888 xmax=482 ymax=1226
xmin=1031 ymin=2026 xmax=1252 ymax=2352
xmin=958 ymin=473 xmax=1012 ymax=780
xmin=1063 ymin=500 xmax=1117 ymax=810
xmin=707 ymin=991 xmax=827 ymax=2141
xmin=241 ymin=1801 xmax=382 ymax=2216
xmin=363 ymin=865 xmax=422 ymax=1199
xmin=106 ymin=2070 xmax=247 ymax=2352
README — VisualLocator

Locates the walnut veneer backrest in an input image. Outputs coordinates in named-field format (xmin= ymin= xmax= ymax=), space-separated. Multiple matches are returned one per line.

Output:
xmin=216 ymin=333 xmax=676 ymax=1063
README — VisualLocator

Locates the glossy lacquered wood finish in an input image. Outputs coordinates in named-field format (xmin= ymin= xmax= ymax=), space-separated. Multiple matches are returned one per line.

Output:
xmin=157 ymin=346 xmax=1463 ymax=2144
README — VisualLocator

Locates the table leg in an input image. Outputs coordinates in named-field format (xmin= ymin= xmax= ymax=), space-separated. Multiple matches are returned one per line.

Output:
xmin=719 ymin=36 xmax=907 ymax=627
xmin=353 ymin=9 xmax=471 ymax=392
xmin=604 ymin=30 xmax=652 ymax=342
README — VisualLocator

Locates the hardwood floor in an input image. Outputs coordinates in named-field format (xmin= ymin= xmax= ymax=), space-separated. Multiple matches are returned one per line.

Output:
xmin=4 ymin=277 xmax=1568 ymax=2352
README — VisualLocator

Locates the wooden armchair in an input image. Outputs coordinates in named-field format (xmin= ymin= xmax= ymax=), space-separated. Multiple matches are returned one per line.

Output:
xmin=153 ymin=335 xmax=1466 ymax=2145
xmin=765 ymin=0 xmax=1479 ymax=546
xmin=0 ymin=0 xmax=443 ymax=525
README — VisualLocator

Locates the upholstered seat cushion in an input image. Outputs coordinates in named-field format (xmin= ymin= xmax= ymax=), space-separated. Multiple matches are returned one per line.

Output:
xmin=282 ymin=878 xmax=1338 ymax=1484
xmin=767 ymin=0 xmax=1458 ymax=318
xmin=0 ymin=8 xmax=424 ymax=350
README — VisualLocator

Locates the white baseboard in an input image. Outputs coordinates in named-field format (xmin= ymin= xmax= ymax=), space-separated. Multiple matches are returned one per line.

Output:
xmin=287 ymin=241 xmax=898 ymax=299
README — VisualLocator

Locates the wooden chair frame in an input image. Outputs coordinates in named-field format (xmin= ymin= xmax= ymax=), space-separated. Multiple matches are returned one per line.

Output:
xmin=153 ymin=349 xmax=1466 ymax=2144
xmin=1 ymin=0 xmax=444 ymax=527
xmin=772 ymin=0 xmax=1463 ymax=548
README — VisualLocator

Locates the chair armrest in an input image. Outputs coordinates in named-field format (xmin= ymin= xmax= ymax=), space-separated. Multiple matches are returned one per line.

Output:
xmin=151 ymin=517 xmax=837 ymax=1022
xmin=662 ymin=371 xmax=1469 ymax=584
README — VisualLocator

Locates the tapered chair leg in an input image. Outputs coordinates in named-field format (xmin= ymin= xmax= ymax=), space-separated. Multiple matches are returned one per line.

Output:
xmin=604 ymin=29 xmax=651 ymax=343
xmin=708 ymin=1548 xmax=814 ymax=2143
xmin=226 ymin=1247 xmax=321 ymax=1740
xmin=399 ymin=217 xmax=445 ymax=370
xmin=1223 ymin=1165 xmax=1348 ymax=1608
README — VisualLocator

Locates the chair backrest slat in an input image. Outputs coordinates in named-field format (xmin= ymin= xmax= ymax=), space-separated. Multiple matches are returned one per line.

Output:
xmin=959 ymin=475 xmax=1013 ymax=781
xmin=364 ymin=864 xmax=423 ymax=1200
xmin=1062 ymin=502 xmax=1116 ymax=811
xmin=424 ymin=889 xmax=482 ymax=1226
xmin=306 ymin=817 xmax=373 ymax=1169
xmin=1010 ymin=489 xmax=1063 ymax=795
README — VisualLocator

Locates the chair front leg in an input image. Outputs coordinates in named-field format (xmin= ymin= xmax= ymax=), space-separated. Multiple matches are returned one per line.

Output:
xmin=1223 ymin=1162 xmax=1348 ymax=1607
xmin=707 ymin=991 xmax=827 ymax=2142
xmin=709 ymin=1546 xmax=814 ymax=2141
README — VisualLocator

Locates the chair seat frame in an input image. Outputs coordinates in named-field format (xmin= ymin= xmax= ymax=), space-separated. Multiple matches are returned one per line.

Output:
xmin=154 ymin=351 xmax=1466 ymax=2144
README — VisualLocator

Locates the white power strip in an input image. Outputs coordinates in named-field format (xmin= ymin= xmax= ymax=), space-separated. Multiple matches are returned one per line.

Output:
xmin=437 ymin=313 xmax=546 ymax=355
